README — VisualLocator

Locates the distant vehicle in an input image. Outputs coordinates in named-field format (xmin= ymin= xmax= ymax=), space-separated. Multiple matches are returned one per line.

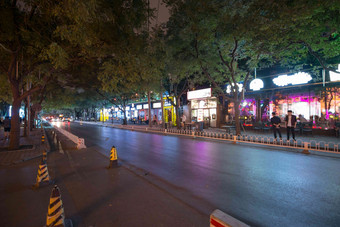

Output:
xmin=62 ymin=117 xmax=71 ymax=122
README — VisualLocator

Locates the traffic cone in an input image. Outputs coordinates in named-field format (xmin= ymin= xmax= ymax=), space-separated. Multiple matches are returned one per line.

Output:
xmin=33 ymin=159 xmax=51 ymax=189
xmin=107 ymin=146 xmax=119 ymax=168
xmin=43 ymin=150 xmax=47 ymax=161
xmin=46 ymin=185 xmax=65 ymax=227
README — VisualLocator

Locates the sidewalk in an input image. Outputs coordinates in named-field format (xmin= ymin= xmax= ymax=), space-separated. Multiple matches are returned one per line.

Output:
xmin=0 ymin=127 xmax=47 ymax=166
xmin=0 ymin=126 xmax=208 ymax=227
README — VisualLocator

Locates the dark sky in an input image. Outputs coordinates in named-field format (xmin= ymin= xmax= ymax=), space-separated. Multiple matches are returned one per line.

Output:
xmin=149 ymin=0 xmax=170 ymax=26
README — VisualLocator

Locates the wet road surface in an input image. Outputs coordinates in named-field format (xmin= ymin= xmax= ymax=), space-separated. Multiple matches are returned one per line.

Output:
xmin=58 ymin=122 xmax=340 ymax=226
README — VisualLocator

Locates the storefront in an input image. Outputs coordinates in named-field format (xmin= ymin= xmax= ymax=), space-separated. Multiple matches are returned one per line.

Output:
xmin=134 ymin=103 xmax=149 ymax=122
xmin=129 ymin=104 xmax=138 ymax=120
xmin=188 ymin=88 xmax=219 ymax=128
xmin=99 ymin=108 xmax=110 ymax=122
xmin=244 ymin=69 xmax=340 ymax=123
xmin=269 ymin=93 xmax=321 ymax=121
xmin=163 ymin=97 xmax=176 ymax=126
xmin=151 ymin=102 xmax=162 ymax=122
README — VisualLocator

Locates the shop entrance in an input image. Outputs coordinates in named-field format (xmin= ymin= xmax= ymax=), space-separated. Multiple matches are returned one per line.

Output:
xmin=192 ymin=108 xmax=217 ymax=128
xmin=191 ymin=99 xmax=218 ymax=128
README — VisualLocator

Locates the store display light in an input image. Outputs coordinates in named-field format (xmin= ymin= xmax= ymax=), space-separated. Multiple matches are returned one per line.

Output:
xmin=273 ymin=72 xmax=312 ymax=86
xmin=330 ymin=64 xmax=340 ymax=82
xmin=249 ymin=78 xmax=264 ymax=91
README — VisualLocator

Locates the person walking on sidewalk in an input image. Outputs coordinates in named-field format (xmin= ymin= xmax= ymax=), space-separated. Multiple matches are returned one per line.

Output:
xmin=181 ymin=114 xmax=187 ymax=128
xmin=152 ymin=115 xmax=158 ymax=125
xmin=271 ymin=112 xmax=282 ymax=140
xmin=285 ymin=110 xmax=297 ymax=141
xmin=3 ymin=116 xmax=11 ymax=140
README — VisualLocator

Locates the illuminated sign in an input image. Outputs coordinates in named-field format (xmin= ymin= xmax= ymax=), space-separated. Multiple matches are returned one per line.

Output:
xmin=114 ymin=108 xmax=118 ymax=111
xmin=163 ymin=97 xmax=174 ymax=107
xmin=330 ymin=64 xmax=340 ymax=82
xmin=226 ymin=83 xmax=243 ymax=93
xmin=197 ymin=109 xmax=204 ymax=122
xmin=249 ymin=78 xmax=264 ymax=91
xmin=273 ymin=72 xmax=312 ymax=86
xmin=153 ymin=102 xmax=161 ymax=108
xmin=143 ymin=104 xmax=149 ymax=109
xmin=136 ymin=105 xmax=142 ymax=110
xmin=187 ymin=88 xmax=212 ymax=100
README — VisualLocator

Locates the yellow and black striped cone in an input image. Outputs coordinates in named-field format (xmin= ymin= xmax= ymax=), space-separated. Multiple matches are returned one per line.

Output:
xmin=107 ymin=146 xmax=119 ymax=168
xmin=43 ymin=150 xmax=47 ymax=161
xmin=46 ymin=185 xmax=65 ymax=227
xmin=33 ymin=159 xmax=51 ymax=189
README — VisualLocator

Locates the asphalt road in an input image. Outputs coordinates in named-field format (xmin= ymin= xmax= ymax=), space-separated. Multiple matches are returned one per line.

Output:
xmin=58 ymin=121 xmax=340 ymax=227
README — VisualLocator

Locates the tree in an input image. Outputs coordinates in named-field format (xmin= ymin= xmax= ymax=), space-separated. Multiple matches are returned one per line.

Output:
xmin=164 ymin=0 xmax=340 ymax=134
xmin=164 ymin=0 xmax=268 ymax=134
xmin=250 ymin=0 xmax=340 ymax=73
xmin=0 ymin=1 xmax=88 ymax=149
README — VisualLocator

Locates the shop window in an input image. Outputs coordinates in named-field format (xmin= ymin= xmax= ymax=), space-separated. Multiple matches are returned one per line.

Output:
xmin=208 ymin=100 xmax=217 ymax=108
xmin=191 ymin=100 xmax=199 ymax=109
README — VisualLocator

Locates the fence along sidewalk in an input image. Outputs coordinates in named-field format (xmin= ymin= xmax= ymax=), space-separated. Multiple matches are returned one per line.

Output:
xmin=75 ymin=120 xmax=340 ymax=154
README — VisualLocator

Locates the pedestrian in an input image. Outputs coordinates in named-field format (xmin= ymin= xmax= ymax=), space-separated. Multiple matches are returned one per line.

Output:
xmin=152 ymin=114 xmax=158 ymax=125
xmin=285 ymin=110 xmax=297 ymax=141
xmin=270 ymin=112 xmax=282 ymax=140
xmin=181 ymin=114 xmax=186 ymax=128
xmin=3 ymin=116 xmax=11 ymax=140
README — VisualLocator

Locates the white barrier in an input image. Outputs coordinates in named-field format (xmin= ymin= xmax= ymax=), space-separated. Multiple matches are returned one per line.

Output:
xmin=210 ymin=209 xmax=249 ymax=227
xmin=53 ymin=126 xmax=86 ymax=149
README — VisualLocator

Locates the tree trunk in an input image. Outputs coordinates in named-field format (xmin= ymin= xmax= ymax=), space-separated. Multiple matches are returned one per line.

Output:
xmin=160 ymin=83 xmax=165 ymax=129
xmin=256 ymin=98 xmax=261 ymax=122
xmin=122 ymin=107 xmax=127 ymax=125
xmin=175 ymin=96 xmax=180 ymax=129
xmin=234 ymin=97 xmax=241 ymax=135
xmin=23 ymin=100 xmax=27 ymax=137
xmin=9 ymin=100 xmax=21 ymax=150
xmin=30 ymin=108 xmax=35 ymax=130
xmin=148 ymin=91 xmax=152 ymax=127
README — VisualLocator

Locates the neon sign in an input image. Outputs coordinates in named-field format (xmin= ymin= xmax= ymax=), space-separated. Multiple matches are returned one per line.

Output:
xmin=273 ymin=72 xmax=312 ymax=87
xmin=226 ymin=83 xmax=243 ymax=93
xmin=249 ymin=78 xmax=264 ymax=91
